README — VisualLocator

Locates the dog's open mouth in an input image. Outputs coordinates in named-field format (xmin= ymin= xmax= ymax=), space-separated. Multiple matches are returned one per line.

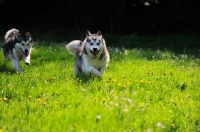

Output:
xmin=24 ymin=52 xmax=29 ymax=57
xmin=20 ymin=49 xmax=29 ymax=57
xmin=90 ymin=49 xmax=100 ymax=57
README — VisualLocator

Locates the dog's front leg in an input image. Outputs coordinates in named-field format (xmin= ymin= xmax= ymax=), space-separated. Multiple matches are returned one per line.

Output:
xmin=23 ymin=55 xmax=30 ymax=65
xmin=99 ymin=66 xmax=106 ymax=75
xmin=12 ymin=59 xmax=22 ymax=72
xmin=88 ymin=66 xmax=101 ymax=77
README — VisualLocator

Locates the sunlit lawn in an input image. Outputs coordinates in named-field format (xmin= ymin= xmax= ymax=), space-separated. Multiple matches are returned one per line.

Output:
xmin=0 ymin=35 xmax=200 ymax=132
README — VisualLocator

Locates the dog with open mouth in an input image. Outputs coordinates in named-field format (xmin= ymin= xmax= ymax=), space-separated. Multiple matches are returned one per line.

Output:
xmin=3 ymin=28 xmax=34 ymax=72
xmin=66 ymin=30 xmax=110 ymax=77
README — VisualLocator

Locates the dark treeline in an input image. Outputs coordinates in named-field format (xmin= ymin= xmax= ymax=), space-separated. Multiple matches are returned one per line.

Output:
xmin=0 ymin=0 xmax=200 ymax=35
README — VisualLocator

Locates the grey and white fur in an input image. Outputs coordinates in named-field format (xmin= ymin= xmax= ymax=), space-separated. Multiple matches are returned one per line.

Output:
xmin=66 ymin=30 xmax=110 ymax=77
xmin=3 ymin=28 xmax=34 ymax=72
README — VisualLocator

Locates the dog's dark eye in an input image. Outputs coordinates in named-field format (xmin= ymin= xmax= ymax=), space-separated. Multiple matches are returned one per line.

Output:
xmin=96 ymin=43 xmax=100 ymax=45
xmin=27 ymin=44 xmax=29 ymax=46
xmin=21 ymin=44 xmax=24 ymax=46
xmin=90 ymin=43 xmax=93 ymax=45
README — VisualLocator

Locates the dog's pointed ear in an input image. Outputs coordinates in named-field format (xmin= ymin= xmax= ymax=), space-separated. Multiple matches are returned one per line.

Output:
xmin=97 ymin=30 xmax=102 ymax=37
xmin=15 ymin=35 xmax=20 ymax=43
xmin=26 ymin=32 xmax=31 ymax=37
xmin=30 ymin=38 xmax=34 ymax=43
xmin=86 ymin=30 xmax=92 ymax=36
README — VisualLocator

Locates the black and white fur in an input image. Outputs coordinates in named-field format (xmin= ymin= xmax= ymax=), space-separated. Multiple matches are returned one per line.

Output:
xmin=3 ymin=28 xmax=34 ymax=72
xmin=66 ymin=30 xmax=110 ymax=77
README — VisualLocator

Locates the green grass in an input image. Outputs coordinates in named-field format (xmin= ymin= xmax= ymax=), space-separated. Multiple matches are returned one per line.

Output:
xmin=0 ymin=35 xmax=200 ymax=132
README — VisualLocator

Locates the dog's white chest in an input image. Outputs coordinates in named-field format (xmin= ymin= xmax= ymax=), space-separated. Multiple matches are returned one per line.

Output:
xmin=84 ymin=55 xmax=105 ymax=69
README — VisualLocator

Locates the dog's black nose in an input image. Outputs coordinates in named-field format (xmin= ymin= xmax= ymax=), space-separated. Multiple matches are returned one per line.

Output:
xmin=25 ymin=49 xmax=28 ymax=53
xmin=93 ymin=48 xmax=97 ymax=51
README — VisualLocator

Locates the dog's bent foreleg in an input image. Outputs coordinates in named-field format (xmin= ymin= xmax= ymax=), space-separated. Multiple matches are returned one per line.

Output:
xmin=24 ymin=49 xmax=32 ymax=65
xmin=24 ymin=55 xmax=30 ymax=65
xmin=87 ymin=66 xmax=101 ymax=77
xmin=99 ymin=66 xmax=106 ymax=75
xmin=12 ymin=59 xmax=22 ymax=72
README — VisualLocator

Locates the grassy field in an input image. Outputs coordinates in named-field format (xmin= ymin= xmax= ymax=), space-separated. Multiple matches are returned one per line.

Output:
xmin=0 ymin=35 xmax=200 ymax=132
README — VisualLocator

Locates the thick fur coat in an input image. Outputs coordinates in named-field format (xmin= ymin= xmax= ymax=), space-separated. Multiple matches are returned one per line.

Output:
xmin=3 ymin=28 xmax=34 ymax=72
xmin=66 ymin=30 xmax=109 ymax=77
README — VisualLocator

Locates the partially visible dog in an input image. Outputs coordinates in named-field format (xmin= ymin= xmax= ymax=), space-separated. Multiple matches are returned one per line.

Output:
xmin=3 ymin=28 xmax=34 ymax=72
xmin=66 ymin=30 xmax=110 ymax=77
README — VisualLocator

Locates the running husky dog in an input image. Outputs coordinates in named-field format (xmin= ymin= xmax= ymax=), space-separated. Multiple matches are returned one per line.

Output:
xmin=3 ymin=28 xmax=34 ymax=72
xmin=66 ymin=30 xmax=110 ymax=77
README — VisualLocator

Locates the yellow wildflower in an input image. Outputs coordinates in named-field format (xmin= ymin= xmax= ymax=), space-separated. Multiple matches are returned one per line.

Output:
xmin=93 ymin=97 xmax=97 ymax=102
xmin=118 ymin=83 xmax=122 ymax=86
xmin=148 ymin=82 xmax=153 ymax=85
xmin=3 ymin=98 xmax=8 ymax=101
xmin=126 ymin=81 xmax=130 ymax=85
xmin=37 ymin=98 xmax=42 ymax=102
xmin=103 ymin=98 xmax=107 ymax=103
xmin=74 ymin=124 xmax=78 ymax=128
xmin=56 ymin=91 xmax=59 ymax=95
xmin=163 ymin=72 xmax=167 ymax=76
xmin=28 ymin=95 xmax=32 ymax=99
xmin=113 ymin=78 xmax=117 ymax=82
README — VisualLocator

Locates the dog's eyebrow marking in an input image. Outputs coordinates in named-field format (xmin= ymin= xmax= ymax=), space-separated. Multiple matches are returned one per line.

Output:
xmin=96 ymin=39 xmax=101 ymax=43
xmin=86 ymin=38 xmax=91 ymax=43
xmin=92 ymin=37 xmax=97 ymax=42
xmin=25 ymin=41 xmax=30 ymax=44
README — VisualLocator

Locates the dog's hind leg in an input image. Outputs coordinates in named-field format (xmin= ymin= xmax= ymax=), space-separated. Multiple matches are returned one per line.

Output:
xmin=11 ymin=59 xmax=22 ymax=72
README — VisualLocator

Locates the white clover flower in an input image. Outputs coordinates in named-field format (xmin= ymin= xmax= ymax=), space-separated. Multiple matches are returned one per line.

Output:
xmin=156 ymin=122 xmax=165 ymax=128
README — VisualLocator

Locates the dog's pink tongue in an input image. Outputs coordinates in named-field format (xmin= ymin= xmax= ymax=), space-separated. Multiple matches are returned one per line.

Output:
xmin=24 ymin=53 xmax=29 ymax=57
xmin=92 ymin=51 xmax=98 ymax=56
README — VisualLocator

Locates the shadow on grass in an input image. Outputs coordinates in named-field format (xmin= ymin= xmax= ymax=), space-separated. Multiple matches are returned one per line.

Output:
xmin=74 ymin=74 xmax=102 ymax=84
xmin=0 ymin=63 xmax=16 ymax=74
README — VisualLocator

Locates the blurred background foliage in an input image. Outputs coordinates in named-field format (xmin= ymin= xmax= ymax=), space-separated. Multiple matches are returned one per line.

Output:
xmin=0 ymin=0 xmax=200 ymax=50
xmin=0 ymin=0 xmax=199 ymax=35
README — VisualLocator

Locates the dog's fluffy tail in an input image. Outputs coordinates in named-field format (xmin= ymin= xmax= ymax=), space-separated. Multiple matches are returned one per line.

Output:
xmin=5 ymin=28 xmax=19 ymax=40
xmin=66 ymin=40 xmax=82 ymax=55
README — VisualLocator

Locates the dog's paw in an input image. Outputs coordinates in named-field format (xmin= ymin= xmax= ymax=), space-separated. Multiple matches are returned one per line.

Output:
xmin=25 ymin=62 xmax=30 ymax=65
xmin=16 ymin=68 xmax=22 ymax=72
xmin=93 ymin=73 xmax=102 ymax=77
